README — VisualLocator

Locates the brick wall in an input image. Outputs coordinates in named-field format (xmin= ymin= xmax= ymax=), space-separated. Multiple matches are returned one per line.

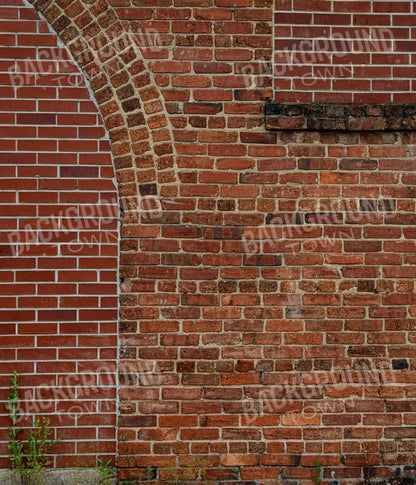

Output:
xmin=273 ymin=0 xmax=416 ymax=103
xmin=2 ymin=0 xmax=416 ymax=483
xmin=0 ymin=0 xmax=118 ymax=469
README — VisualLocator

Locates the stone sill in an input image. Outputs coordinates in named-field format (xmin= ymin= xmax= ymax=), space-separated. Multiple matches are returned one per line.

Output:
xmin=265 ymin=103 xmax=416 ymax=131
xmin=0 ymin=468 xmax=116 ymax=485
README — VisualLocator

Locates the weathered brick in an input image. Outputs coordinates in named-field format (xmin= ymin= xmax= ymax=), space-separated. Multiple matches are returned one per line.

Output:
xmin=5 ymin=0 xmax=416 ymax=482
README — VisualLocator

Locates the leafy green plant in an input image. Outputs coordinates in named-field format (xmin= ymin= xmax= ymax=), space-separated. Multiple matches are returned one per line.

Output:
xmin=313 ymin=458 xmax=323 ymax=485
xmin=98 ymin=457 xmax=114 ymax=485
xmin=6 ymin=370 xmax=24 ymax=471
xmin=26 ymin=418 xmax=54 ymax=471
xmin=6 ymin=371 xmax=58 ymax=485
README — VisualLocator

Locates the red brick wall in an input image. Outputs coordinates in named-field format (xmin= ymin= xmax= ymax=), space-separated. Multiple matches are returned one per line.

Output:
xmin=115 ymin=0 xmax=416 ymax=481
xmin=273 ymin=0 xmax=416 ymax=103
xmin=0 ymin=0 xmax=118 ymax=469
xmin=3 ymin=0 xmax=416 ymax=483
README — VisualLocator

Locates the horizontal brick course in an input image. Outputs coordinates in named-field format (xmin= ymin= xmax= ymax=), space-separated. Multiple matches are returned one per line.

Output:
xmin=265 ymin=103 xmax=416 ymax=131
xmin=273 ymin=0 xmax=416 ymax=102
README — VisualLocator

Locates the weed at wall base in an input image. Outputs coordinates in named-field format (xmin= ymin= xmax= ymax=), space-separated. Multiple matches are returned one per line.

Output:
xmin=6 ymin=371 xmax=59 ymax=485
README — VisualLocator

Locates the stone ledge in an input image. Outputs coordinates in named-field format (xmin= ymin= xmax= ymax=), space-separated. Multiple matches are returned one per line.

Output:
xmin=265 ymin=103 xmax=416 ymax=131
xmin=0 ymin=468 xmax=116 ymax=485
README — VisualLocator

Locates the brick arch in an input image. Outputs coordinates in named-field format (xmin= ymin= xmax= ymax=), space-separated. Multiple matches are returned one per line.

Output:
xmin=18 ymin=0 xmax=181 ymax=473
xmin=29 ymin=0 xmax=178 ymax=209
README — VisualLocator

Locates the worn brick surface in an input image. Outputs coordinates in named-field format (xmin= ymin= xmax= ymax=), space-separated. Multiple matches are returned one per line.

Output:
xmin=1 ymin=0 xmax=416 ymax=483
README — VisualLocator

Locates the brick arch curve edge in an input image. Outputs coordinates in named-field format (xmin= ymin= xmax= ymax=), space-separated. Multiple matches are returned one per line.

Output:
xmin=29 ymin=0 xmax=179 ymax=210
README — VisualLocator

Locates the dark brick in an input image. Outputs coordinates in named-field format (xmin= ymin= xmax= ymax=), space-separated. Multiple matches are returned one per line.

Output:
xmin=265 ymin=103 xmax=416 ymax=132
xmin=243 ymin=255 xmax=282 ymax=266
xmin=119 ymin=416 xmax=157 ymax=427
xmin=357 ymin=280 xmax=376 ymax=292
xmin=53 ymin=15 xmax=70 ymax=33
xmin=114 ymin=155 xmax=133 ymax=170
xmin=0 ymin=245 xmax=14 ymax=256
xmin=95 ymin=86 xmax=113 ymax=104
xmin=240 ymin=132 xmax=277 ymax=144
xmin=184 ymin=103 xmax=223 ymax=114
xmin=346 ymin=104 xmax=364 ymax=117
xmin=266 ymin=212 xmax=305 ymax=224
xmin=340 ymin=159 xmax=378 ymax=170
xmin=392 ymin=359 xmax=409 ymax=370
xmin=359 ymin=199 xmax=379 ymax=212
xmin=218 ymin=200 xmax=235 ymax=211
xmin=17 ymin=113 xmax=56 ymax=125
xmin=139 ymin=183 xmax=157 ymax=196
xmin=127 ymin=112 xmax=145 ymax=127
xmin=61 ymin=166 xmax=98 ymax=178
xmin=122 ymin=98 xmax=141 ymax=112
xmin=117 ymin=84 xmax=135 ymax=100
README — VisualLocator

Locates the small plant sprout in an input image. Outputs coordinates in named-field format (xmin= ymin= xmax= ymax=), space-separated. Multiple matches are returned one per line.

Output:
xmin=313 ymin=458 xmax=323 ymax=485
xmin=98 ymin=457 xmax=114 ymax=485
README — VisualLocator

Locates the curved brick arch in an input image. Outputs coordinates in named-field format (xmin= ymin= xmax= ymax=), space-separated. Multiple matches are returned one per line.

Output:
xmin=29 ymin=0 xmax=178 ymax=209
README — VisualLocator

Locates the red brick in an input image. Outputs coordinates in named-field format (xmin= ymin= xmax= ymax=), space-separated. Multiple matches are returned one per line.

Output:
xmin=3 ymin=0 xmax=416 ymax=480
